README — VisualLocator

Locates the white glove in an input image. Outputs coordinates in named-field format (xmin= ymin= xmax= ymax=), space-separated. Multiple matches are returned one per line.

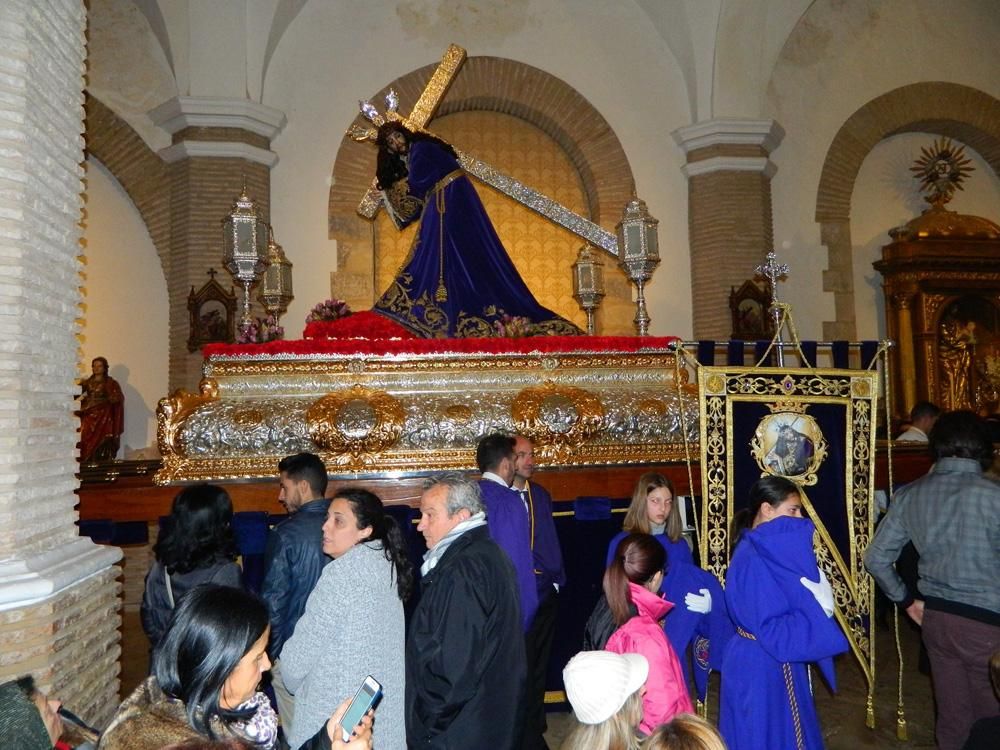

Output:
xmin=800 ymin=569 xmax=835 ymax=617
xmin=684 ymin=588 xmax=712 ymax=614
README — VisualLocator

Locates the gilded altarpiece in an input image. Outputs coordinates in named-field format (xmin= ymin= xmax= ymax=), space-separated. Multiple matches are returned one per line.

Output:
xmin=875 ymin=207 xmax=1000 ymax=419
xmin=697 ymin=366 xmax=880 ymax=719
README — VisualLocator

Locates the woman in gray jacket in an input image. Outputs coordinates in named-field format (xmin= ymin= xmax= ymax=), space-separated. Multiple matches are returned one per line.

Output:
xmin=280 ymin=489 xmax=413 ymax=750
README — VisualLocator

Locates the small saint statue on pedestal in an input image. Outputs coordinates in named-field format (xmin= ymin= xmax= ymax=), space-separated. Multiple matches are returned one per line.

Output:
xmin=79 ymin=356 xmax=124 ymax=463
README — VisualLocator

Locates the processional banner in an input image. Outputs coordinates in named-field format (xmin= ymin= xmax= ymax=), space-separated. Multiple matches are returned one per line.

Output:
xmin=694 ymin=363 xmax=880 ymax=722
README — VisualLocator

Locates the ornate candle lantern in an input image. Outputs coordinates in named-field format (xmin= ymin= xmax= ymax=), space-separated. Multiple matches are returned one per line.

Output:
xmin=615 ymin=197 xmax=660 ymax=336
xmin=222 ymin=185 xmax=270 ymax=334
xmin=572 ymin=245 xmax=606 ymax=335
xmin=258 ymin=227 xmax=294 ymax=322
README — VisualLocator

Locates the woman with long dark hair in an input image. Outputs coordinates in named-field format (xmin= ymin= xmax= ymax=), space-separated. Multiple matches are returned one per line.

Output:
xmin=141 ymin=484 xmax=241 ymax=650
xmin=370 ymin=121 xmax=580 ymax=338
xmin=100 ymin=585 xmax=371 ymax=750
xmin=719 ymin=476 xmax=848 ymax=750
xmin=604 ymin=533 xmax=693 ymax=735
xmin=280 ymin=488 xmax=412 ymax=750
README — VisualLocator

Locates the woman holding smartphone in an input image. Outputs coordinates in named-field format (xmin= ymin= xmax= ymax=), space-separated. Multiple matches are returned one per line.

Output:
xmin=281 ymin=488 xmax=413 ymax=750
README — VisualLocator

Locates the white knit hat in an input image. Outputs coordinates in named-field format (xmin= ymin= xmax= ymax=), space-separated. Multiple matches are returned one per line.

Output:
xmin=563 ymin=651 xmax=649 ymax=725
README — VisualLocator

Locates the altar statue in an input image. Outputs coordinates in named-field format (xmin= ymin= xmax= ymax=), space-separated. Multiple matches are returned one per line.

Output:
xmin=79 ymin=356 xmax=124 ymax=463
xmin=371 ymin=122 xmax=581 ymax=338
xmin=939 ymin=318 xmax=976 ymax=410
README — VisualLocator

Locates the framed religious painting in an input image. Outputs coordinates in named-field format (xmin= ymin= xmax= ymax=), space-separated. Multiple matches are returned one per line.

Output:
xmin=187 ymin=272 xmax=238 ymax=351
xmin=729 ymin=279 xmax=774 ymax=340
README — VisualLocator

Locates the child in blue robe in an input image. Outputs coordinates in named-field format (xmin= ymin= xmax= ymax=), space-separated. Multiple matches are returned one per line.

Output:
xmin=720 ymin=475 xmax=849 ymax=750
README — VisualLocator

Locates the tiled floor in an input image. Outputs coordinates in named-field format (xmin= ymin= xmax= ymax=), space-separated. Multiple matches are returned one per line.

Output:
xmin=121 ymin=610 xmax=935 ymax=749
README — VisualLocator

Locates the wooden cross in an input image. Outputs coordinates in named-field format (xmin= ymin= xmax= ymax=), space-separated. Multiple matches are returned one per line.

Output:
xmin=206 ymin=268 xmax=218 ymax=281
xmin=352 ymin=45 xmax=619 ymax=256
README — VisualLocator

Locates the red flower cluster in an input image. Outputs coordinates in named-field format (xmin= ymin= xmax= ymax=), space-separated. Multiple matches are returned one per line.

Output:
xmin=303 ymin=311 xmax=418 ymax=341
xmin=204 ymin=312 xmax=679 ymax=358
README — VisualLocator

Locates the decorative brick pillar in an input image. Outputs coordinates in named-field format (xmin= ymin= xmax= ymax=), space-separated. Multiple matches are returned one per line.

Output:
xmin=672 ymin=120 xmax=785 ymax=338
xmin=0 ymin=0 xmax=122 ymax=726
xmin=149 ymin=98 xmax=286 ymax=391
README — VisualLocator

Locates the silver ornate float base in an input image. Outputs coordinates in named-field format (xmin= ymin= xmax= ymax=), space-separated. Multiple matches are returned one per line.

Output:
xmin=155 ymin=346 xmax=697 ymax=484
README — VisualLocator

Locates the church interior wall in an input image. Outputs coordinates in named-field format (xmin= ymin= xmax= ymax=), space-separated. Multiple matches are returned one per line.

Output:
xmin=262 ymin=0 xmax=693 ymax=336
xmin=86 ymin=0 xmax=175 ymax=152
xmin=80 ymin=158 xmax=169 ymax=457
xmin=764 ymin=0 xmax=1000 ymax=340
xmin=850 ymin=133 xmax=1000 ymax=341
xmin=78 ymin=0 xmax=1000 ymax=372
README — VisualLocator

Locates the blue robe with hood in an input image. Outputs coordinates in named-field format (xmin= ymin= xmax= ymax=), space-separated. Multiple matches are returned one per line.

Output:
xmin=720 ymin=516 xmax=849 ymax=750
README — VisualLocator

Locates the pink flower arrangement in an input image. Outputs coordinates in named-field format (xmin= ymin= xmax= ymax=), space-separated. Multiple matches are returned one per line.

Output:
xmin=306 ymin=299 xmax=353 ymax=324
xmin=492 ymin=314 xmax=536 ymax=338
xmin=237 ymin=315 xmax=284 ymax=344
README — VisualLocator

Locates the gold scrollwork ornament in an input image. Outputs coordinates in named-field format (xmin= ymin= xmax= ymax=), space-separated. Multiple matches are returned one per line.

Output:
xmin=511 ymin=382 xmax=604 ymax=459
xmin=306 ymin=386 xmax=405 ymax=467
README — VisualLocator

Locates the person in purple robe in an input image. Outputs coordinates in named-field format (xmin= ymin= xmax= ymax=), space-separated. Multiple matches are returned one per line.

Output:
xmin=475 ymin=433 xmax=538 ymax=631
xmin=371 ymin=122 xmax=581 ymax=339
xmin=720 ymin=475 xmax=849 ymax=750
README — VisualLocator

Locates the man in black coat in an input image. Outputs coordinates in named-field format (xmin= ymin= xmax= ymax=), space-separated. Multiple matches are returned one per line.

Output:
xmin=406 ymin=472 xmax=527 ymax=749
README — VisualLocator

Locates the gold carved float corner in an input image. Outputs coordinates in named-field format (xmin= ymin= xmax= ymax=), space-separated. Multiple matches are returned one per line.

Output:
xmin=157 ymin=379 xmax=220 ymax=458
xmin=306 ymin=386 xmax=405 ymax=471
xmin=511 ymin=382 xmax=604 ymax=461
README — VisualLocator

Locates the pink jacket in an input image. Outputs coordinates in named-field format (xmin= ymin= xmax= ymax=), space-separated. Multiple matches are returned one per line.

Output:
xmin=606 ymin=581 xmax=694 ymax=734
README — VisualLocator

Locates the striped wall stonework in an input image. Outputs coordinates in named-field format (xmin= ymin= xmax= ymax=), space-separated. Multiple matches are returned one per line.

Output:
xmin=0 ymin=0 xmax=123 ymax=725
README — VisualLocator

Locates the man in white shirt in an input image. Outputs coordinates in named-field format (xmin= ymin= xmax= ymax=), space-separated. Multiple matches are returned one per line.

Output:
xmin=897 ymin=401 xmax=941 ymax=442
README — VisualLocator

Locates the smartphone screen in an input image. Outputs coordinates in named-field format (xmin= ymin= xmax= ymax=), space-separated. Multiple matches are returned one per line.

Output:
xmin=340 ymin=675 xmax=383 ymax=742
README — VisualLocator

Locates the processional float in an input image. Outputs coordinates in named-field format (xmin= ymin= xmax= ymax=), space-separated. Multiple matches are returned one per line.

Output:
xmin=155 ymin=44 xmax=902 ymax=739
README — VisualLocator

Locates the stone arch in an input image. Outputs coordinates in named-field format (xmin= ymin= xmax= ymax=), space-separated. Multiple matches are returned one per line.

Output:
xmin=815 ymin=82 xmax=1000 ymax=339
xmin=328 ymin=56 xmax=636 ymax=308
xmin=84 ymin=94 xmax=171 ymax=277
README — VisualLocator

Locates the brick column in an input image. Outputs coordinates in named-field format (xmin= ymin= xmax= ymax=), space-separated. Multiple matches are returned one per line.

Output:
xmin=149 ymin=98 xmax=286 ymax=391
xmin=0 ymin=0 xmax=122 ymax=726
xmin=672 ymin=120 xmax=785 ymax=338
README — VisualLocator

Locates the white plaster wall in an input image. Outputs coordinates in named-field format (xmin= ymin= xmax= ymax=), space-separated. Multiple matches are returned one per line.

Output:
xmin=87 ymin=0 xmax=176 ymax=151
xmin=851 ymin=134 xmax=1000 ymax=340
xmin=80 ymin=158 xmax=169 ymax=457
xmin=262 ymin=0 xmax=694 ymax=337
xmin=765 ymin=0 xmax=1000 ymax=339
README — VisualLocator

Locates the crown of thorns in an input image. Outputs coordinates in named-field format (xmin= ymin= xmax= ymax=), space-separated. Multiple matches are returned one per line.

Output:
xmin=347 ymin=89 xmax=402 ymax=143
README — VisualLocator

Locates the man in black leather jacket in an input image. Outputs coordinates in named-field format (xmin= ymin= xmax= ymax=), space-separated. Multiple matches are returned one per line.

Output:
xmin=262 ymin=452 xmax=331 ymax=730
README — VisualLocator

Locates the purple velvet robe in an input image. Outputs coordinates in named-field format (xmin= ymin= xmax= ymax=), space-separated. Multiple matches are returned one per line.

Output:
xmin=372 ymin=140 xmax=580 ymax=338
xmin=523 ymin=481 xmax=566 ymax=599
xmin=720 ymin=517 xmax=849 ymax=750
xmin=479 ymin=479 xmax=539 ymax=631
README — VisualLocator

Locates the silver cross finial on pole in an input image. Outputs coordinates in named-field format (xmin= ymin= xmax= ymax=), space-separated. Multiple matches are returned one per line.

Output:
xmin=754 ymin=251 xmax=790 ymax=365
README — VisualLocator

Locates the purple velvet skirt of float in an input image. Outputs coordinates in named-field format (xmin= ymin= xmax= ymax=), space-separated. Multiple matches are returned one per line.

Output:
xmin=372 ymin=140 xmax=580 ymax=338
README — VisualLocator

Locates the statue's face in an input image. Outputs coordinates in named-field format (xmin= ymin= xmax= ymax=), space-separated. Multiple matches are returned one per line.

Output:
xmin=92 ymin=359 xmax=106 ymax=376
xmin=386 ymin=131 xmax=408 ymax=155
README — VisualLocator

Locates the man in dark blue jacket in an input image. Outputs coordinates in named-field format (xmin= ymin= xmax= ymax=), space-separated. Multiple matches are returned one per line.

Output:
xmin=262 ymin=451 xmax=331 ymax=729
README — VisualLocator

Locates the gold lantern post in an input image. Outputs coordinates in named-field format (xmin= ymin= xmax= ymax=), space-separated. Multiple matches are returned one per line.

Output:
xmin=615 ymin=197 xmax=660 ymax=336
xmin=572 ymin=245 xmax=606 ymax=335
xmin=258 ymin=227 xmax=294 ymax=325
xmin=222 ymin=185 xmax=270 ymax=335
